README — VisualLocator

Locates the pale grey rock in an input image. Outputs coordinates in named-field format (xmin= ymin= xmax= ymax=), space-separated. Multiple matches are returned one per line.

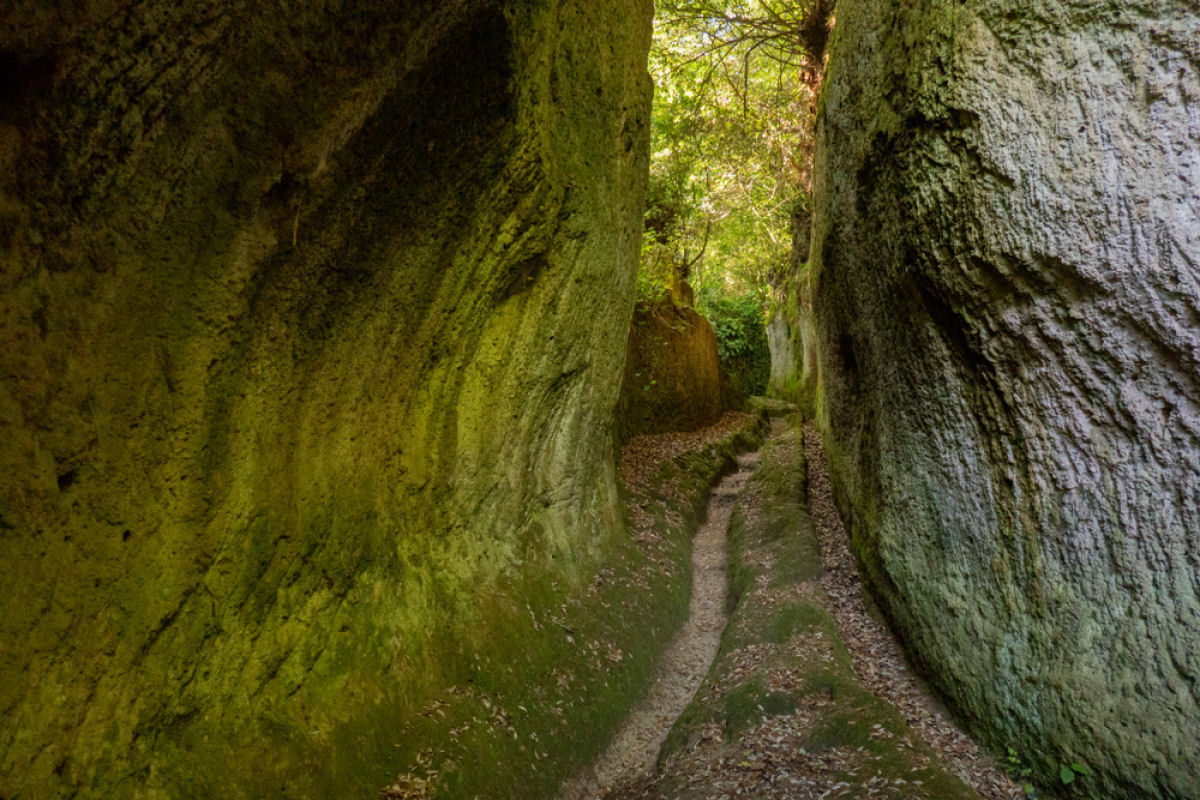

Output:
xmin=804 ymin=1 xmax=1200 ymax=797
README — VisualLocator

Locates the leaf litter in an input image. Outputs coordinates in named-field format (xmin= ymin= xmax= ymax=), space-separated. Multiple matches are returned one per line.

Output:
xmin=579 ymin=417 xmax=1022 ymax=800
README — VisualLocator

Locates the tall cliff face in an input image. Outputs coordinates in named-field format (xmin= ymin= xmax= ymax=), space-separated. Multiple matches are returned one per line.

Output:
xmin=0 ymin=2 xmax=651 ymax=796
xmin=808 ymin=1 xmax=1200 ymax=796
xmin=768 ymin=206 xmax=819 ymax=415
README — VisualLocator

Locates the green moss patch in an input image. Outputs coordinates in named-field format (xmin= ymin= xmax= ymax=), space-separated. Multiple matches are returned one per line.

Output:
xmin=764 ymin=601 xmax=829 ymax=643
xmin=723 ymin=679 xmax=800 ymax=736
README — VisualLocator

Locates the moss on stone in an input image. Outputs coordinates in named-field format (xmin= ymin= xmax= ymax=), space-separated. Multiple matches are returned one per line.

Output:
xmin=0 ymin=1 xmax=662 ymax=797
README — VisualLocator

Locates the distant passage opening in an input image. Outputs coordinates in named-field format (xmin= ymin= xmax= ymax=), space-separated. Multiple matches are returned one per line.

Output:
xmin=634 ymin=0 xmax=833 ymax=399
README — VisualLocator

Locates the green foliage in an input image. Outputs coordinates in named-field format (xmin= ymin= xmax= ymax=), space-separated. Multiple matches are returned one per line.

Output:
xmin=698 ymin=289 xmax=770 ymax=396
xmin=1006 ymin=749 xmax=1091 ymax=798
xmin=1059 ymin=761 xmax=1091 ymax=787
xmin=639 ymin=0 xmax=821 ymax=301
xmin=1007 ymin=748 xmax=1039 ymax=798
xmin=1065 ymin=762 xmax=1091 ymax=781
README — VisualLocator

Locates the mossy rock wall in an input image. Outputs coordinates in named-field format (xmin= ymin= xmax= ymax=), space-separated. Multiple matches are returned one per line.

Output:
xmin=0 ymin=2 xmax=651 ymax=797
xmin=807 ymin=0 xmax=1200 ymax=797
xmin=616 ymin=299 xmax=732 ymax=440
xmin=768 ymin=207 xmax=818 ymax=416
xmin=767 ymin=276 xmax=818 ymax=418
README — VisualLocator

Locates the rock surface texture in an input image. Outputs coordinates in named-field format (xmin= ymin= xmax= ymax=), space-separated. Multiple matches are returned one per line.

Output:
xmin=768 ymin=215 xmax=819 ymax=415
xmin=617 ymin=299 xmax=732 ymax=440
xmin=806 ymin=1 xmax=1200 ymax=797
xmin=0 ymin=2 xmax=651 ymax=797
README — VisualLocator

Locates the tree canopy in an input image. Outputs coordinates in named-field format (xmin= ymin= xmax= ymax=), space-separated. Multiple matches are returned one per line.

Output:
xmin=640 ymin=0 xmax=830 ymax=305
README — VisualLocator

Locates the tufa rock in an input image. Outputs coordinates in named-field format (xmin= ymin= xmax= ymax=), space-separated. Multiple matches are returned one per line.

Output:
xmin=803 ymin=0 xmax=1200 ymax=797
xmin=0 ymin=1 xmax=652 ymax=796
xmin=616 ymin=299 xmax=733 ymax=441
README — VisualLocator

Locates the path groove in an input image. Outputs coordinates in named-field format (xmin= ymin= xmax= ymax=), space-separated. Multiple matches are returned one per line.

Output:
xmin=802 ymin=422 xmax=1021 ymax=800
xmin=561 ymin=447 xmax=761 ymax=799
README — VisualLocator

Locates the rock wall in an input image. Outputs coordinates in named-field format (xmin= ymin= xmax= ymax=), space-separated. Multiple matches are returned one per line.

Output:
xmin=767 ymin=294 xmax=820 ymax=415
xmin=0 ymin=2 xmax=651 ymax=797
xmin=766 ymin=309 xmax=797 ymax=396
xmin=807 ymin=1 xmax=1200 ymax=797
xmin=768 ymin=209 xmax=819 ymax=414
xmin=616 ymin=299 xmax=731 ymax=440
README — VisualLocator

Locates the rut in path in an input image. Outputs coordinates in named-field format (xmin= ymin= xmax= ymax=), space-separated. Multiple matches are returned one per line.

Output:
xmin=559 ymin=443 xmax=763 ymax=799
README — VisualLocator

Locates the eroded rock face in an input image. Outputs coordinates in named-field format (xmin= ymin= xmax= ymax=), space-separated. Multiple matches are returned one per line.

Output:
xmin=807 ymin=1 xmax=1200 ymax=796
xmin=768 ymin=210 xmax=819 ymax=414
xmin=616 ymin=300 xmax=730 ymax=440
xmin=0 ymin=2 xmax=651 ymax=796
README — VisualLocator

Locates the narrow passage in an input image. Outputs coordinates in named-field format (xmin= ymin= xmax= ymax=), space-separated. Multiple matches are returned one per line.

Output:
xmin=562 ymin=445 xmax=763 ymax=799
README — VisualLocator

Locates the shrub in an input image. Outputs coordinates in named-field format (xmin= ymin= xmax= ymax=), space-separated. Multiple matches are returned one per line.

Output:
xmin=699 ymin=291 xmax=770 ymax=397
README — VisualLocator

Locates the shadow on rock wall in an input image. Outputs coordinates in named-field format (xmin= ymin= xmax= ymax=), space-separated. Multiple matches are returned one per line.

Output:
xmin=0 ymin=2 xmax=652 ymax=797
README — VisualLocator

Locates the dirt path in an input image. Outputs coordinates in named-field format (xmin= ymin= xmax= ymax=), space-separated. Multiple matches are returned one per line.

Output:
xmin=559 ymin=418 xmax=1024 ymax=800
xmin=587 ymin=418 xmax=1030 ymax=800
xmin=802 ymin=422 xmax=1022 ymax=800
xmin=560 ymin=446 xmax=762 ymax=800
